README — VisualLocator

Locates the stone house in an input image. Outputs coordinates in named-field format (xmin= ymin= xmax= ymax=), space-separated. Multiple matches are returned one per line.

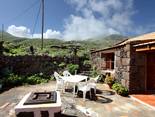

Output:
xmin=91 ymin=32 xmax=155 ymax=94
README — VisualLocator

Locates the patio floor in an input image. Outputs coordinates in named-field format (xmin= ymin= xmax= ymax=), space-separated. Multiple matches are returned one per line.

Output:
xmin=131 ymin=95 xmax=155 ymax=109
xmin=0 ymin=81 xmax=155 ymax=117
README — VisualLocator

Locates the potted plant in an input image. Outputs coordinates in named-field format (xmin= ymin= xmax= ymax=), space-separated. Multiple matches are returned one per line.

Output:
xmin=112 ymin=83 xmax=129 ymax=96
xmin=104 ymin=75 xmax=114 ymax=88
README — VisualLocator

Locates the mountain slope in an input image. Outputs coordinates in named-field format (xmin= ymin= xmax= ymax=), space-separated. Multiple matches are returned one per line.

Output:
xmin=1 ymin=32 xmax=126 ymax=50
xmin=0 ymin=32 xmax=21 ymax=41
xmin=84 ymin=34 xmax=127 ymax=49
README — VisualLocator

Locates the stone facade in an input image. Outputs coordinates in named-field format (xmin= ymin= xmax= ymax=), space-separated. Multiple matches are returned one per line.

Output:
xmin=114 ymin=43 xmax=147 ymax=93
xmin=91 ymin=50 xmax=114 ymax=71
xmin=91 ymin=43 xmax=147 ymax=94
xmin=91 ymin=52 xmax=102 ymax=70
xmin=114 ymin=44 xmax=131 ymax=89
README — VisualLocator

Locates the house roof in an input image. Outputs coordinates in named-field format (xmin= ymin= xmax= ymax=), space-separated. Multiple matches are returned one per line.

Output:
xmin=91 ymin=46 xmax=116 ymax=53
xmin=133 ymin=41 xmax=155 ymax=47
xmin=133 ymin=41 xmax=155 ymax=52
xmin=117 ymin=32 xmax=155 ymax=46
xmin=91 ymin=32 xmax=155 ymax=53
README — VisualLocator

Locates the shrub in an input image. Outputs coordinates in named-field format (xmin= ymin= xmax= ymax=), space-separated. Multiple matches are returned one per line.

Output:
xmin=83 ymin=60 xmax=91 ymax=66
xmin=112 ymin=83 xmax=122 ymax=92
xmin=112 ymin=83 xmax=129 ymax=96
xmin=67 ymin=64 xmax=79 ymax=74
xmin=2 ymin=73 xmax=49 ymax=88
xmin=58 ymin=62 xmax=66 ymax=68
xmin=117 ymin=86 xmax=129 ymax=96
xmin=104 ymin=75 xmax=114 ymax=85
xmin=91 ymin=66 xmax=99 ymax=77
xmin=26 ymin=74 xmax=48 ymax=85
xmin=3 ymin=73 xmax=24 ymax=87
xmin=83 ymin=60 xmax=91 ymax=69
xmin=38 ymin=72 xmax=50 ymax=80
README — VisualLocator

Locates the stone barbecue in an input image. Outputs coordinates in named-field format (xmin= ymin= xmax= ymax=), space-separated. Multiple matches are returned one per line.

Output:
xmin=15 ymin=91 xmax=61 ymax=117
xmin=24 ymin=91 xmax=57 ymax=105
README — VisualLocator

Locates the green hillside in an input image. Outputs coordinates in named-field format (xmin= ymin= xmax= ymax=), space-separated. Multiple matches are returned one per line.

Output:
xmin=0 ymin=32 xmax=126 ymax=56
xmin=0 ymin=32 xmax=21 ymax=41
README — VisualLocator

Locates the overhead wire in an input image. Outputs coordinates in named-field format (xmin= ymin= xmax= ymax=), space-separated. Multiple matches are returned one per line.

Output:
xmin=31 ymin=1 xmax=41 ymax=38
xmin=2 ymin=0 xmax=41 ymax=41
xmin=5 ymin=0 xmax=39 ymax=24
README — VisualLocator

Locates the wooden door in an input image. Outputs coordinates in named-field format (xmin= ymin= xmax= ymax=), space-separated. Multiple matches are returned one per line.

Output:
xmin=147 ymin=52 xmax=155 ymax=90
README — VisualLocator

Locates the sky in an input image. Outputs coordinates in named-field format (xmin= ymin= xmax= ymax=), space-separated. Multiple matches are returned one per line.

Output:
xmin=0 ymin=0 xmax=155 ymax=40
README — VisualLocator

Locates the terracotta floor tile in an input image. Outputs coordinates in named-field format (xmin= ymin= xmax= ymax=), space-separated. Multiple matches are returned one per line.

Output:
xmin=132 ymin=94 xmax=155 ymax=107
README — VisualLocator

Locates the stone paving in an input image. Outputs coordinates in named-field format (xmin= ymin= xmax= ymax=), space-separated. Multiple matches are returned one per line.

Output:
xmin=0 ymin=81 xmax=155 ymax=117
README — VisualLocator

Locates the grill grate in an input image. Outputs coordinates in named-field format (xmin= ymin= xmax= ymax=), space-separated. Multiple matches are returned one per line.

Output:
xmin=24 ymin=91 xmax=57 ymax=105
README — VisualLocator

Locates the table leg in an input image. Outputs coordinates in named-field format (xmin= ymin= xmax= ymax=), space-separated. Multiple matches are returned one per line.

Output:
xmin=73 ymin=83 xmax=76 ymax=97
xmin=49 ymin=111 xmax=54 ymax=117
xmin=34 ymin=110 xmax=41 ymax=117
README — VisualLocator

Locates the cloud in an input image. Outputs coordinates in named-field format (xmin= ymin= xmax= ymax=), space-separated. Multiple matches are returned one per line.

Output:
xmin=7 ymin=25 xmax=31 ymax=38
xmin=7 ymin=25 xmax=62 ymax=39
xmin=63 ymin=15 xmax=119 ymax=40
xmin=33 ymin=29 xmax=62 ymax=39
xmin=63 ymin=0 xmax=135 ymax=40
xmin=7 ymin=0 xmax=153 ymax=40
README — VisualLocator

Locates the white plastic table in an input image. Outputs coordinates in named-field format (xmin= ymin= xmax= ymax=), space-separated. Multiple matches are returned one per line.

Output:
xmin=62 ymin=75 xmax=88 ymax=96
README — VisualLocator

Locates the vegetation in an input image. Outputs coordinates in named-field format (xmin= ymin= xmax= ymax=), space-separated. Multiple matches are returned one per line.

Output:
xmin=66 ymin=64 xmax=79 ymax=74
xmin=1 ymin=32 xmax=126 ymax=56
xmin=0 ymin=32 xmax=126 ymax=90
xmin=26 ymin=74 xmax=48 ymax=85
xmin=112 ymin=83 xmax=122 ymax=92
xmin=112 ymin=83 xmax=129 ymax=96
xmin=1 ymin=73 xmax=51 ymax=89
xmin=0 ymin=66 xmax=51 ymax=89
xmin=58 ymin=62 xmax=66 ymax=69
xmin=83 ymin=60 xmax=91 ymax=66
xmin=104 ymin=75 xmax=115 ymax=85
xmin=91 ymin=66 xmax=99 ymax=77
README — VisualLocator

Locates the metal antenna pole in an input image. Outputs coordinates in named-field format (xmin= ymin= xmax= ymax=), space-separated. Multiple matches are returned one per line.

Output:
xmin=41 ymin=0 xmax=44 ymax=50
xmin=2 ymin=24 xmax=4 ymax=41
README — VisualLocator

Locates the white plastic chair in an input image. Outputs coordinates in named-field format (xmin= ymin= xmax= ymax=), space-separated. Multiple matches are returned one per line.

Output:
xmin=88 ymin=82 xmax=96 ymax=95
xmin=62 ymin=70 xmax=73 ymax=89
xmin=63 ymin=70 xmax=72 ymax=77
xmin=54 ymin=72 xmax=65 ymax=91
xmin=77 ymin=82 xmax=96 ymax=101
xmin=89 ymin=75 xmax=100 ymax=83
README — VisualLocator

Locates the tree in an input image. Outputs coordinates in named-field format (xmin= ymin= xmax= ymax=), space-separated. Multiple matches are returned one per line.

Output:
xmin=68 ymin=45 xmax=81 ymax=56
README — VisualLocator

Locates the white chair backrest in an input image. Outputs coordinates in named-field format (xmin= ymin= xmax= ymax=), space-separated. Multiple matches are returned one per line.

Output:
xmin=89 ymin=75 xmax=100 ymax=83
xmin=78 ymin=82 xmax=95 ymax=91
xmin=54 ymin=72 xmax=62 ymax=80
xmin=94 ymin=75 xmax=100 ymax=82
xmin=78 ymin=82 xmax=90 ymax=91
xmin=87 ymin=82 xmax=96 ymax=88
xmin=63 ymin=70 xmax=72 ymax=77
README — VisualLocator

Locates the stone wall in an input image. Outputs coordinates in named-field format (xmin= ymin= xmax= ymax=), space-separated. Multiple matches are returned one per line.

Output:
xmin=114 ymin=43 xmax=147 ymax=93
xmin=0 ymin=55 xmax=90 ymax=76
xmin=91 ymin=43 xmax=147 ymax=93
xmin=91 ymin=52 xmax=102 ymax=70
xmin=114 ymin=44 xmax=130 ymax=89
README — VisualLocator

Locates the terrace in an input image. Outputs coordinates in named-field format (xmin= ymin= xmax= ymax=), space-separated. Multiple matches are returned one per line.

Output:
xmin=1 ymin=33 xmax=155 ymax=117
xmin=0 ymin=81 xmax=155 ymax=117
